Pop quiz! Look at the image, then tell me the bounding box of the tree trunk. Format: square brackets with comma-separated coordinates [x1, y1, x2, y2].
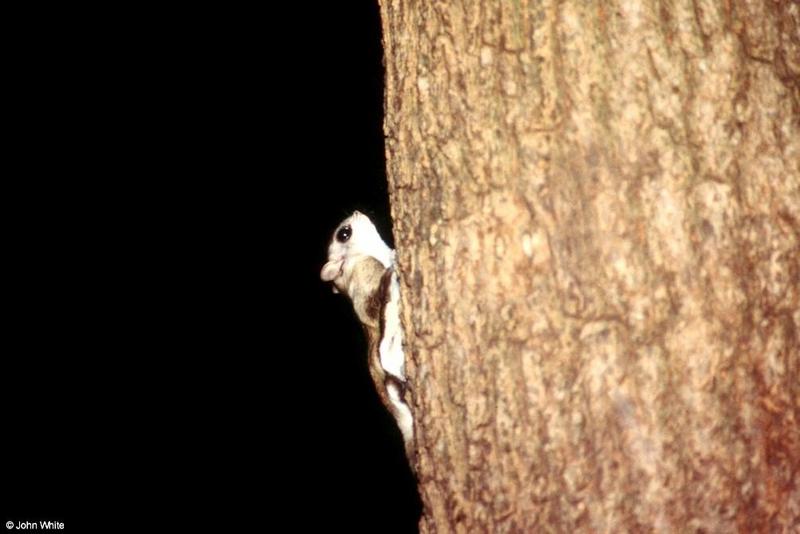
[379, 1, 799, 532]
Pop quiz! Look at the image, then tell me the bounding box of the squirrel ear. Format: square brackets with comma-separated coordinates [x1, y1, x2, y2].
[320, 259, 343, 282]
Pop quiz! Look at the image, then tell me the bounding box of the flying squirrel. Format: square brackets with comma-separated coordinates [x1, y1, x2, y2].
[320, 211, 414, 464]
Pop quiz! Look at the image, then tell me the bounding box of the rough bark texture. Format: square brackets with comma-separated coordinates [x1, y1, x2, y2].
[379, 1, 800, 532]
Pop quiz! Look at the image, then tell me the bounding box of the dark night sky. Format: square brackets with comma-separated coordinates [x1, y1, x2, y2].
[4, 3, 420, 532]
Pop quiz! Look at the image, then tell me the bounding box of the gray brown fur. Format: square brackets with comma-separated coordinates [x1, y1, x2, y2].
[333, 256, 386, 329]
[330, 256, 396, 411]
[333, 256, 414, 463]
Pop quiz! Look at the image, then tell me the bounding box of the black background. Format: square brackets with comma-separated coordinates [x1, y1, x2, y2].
[4, 3, 420, 532]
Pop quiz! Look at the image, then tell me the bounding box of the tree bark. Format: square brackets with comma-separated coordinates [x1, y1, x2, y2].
[379, 1, 800, 532]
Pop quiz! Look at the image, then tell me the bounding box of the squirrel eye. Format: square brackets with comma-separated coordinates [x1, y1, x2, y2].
[336, 225, 352, 243]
